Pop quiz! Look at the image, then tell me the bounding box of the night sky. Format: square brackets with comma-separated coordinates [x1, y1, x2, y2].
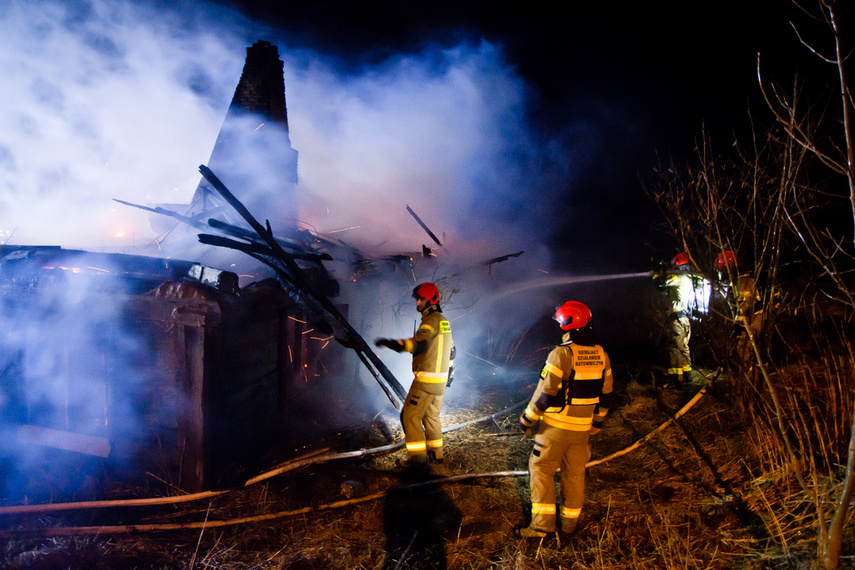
[222, 0, 802, 272]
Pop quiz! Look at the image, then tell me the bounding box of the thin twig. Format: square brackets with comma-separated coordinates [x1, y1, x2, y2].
[392, 530, 418, 570]
[189, 500, 211, 569]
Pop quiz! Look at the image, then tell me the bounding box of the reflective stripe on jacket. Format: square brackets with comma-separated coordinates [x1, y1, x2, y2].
[522, 341, 613, 432]
[665, 272, 695, 315]
[399, 307, 454, 384]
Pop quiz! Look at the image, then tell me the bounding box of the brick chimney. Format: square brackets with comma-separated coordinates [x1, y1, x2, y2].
[190, 40, 299, 223]
[231, 40, 290, 127]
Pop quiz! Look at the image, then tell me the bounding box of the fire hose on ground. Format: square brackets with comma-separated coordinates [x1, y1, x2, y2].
[0, 380, 715, 536]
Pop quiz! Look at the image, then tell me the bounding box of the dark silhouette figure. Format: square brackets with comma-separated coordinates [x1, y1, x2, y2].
[382, 465, 462, 569]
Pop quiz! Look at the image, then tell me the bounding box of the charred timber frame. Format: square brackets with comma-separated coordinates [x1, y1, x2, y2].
[126, 295, 222, 493]
[197, 165, 407, 409]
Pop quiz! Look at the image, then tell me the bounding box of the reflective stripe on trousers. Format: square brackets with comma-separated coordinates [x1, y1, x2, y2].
[669, 315, 691, 375]
[401, 384, 445, 460]
[528, 424, 590, 533]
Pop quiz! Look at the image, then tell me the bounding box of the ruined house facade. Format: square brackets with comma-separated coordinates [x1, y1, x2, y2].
[0, 41, 338, 497]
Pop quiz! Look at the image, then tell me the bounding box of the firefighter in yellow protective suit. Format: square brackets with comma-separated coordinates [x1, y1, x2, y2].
[714, 251, 763, 364]
[375, 282, 455, 466]
[516, 301, 613, 538]
[653, 252, 697, 386]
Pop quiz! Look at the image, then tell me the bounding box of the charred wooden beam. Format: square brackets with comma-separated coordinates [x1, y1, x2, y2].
[198, 237, 335, 335]
[405, 204, 442, 246]
[112, 198, 211, 232]
[198, 234, 272, 256]
[484, 250, 524, 274]
[198, 233, 328, 262]
[113, 198, 329, 262]
[197, 165, 407, 408]
[483, 251, 524, 265]
[207, 219, 332, 261]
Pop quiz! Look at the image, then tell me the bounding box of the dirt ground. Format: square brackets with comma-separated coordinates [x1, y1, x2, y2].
[0, 360, 849, 569]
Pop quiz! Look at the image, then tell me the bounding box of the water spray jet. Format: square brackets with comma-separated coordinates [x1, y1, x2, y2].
[492, 271, 651, 300]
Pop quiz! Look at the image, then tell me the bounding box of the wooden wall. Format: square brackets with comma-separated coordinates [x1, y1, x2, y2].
[2, 278, 326, 496]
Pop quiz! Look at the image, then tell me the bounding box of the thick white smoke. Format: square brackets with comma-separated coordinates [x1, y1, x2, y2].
[0, 0, 571, 351]
[0, 1, 558, 262]
[0, 0, 611, 481]
[0, 0, 245, 248]
[278, 41, 565, 392]
[286, 41, 546, 249]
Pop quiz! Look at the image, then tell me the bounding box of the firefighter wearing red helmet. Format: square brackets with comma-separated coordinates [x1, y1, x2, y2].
[652, 252, 698, 386]
[713, 251, 763, 363]
[375, 282, 455, 467]
[671, 252, 691, 267]
[714, 250, 737, 275]
[516, 301, 614, 538]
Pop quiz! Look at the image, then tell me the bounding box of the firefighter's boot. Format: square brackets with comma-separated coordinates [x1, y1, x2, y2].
[514, 526, 549, 539]
[560, 517, 579, 535]
[396, 456, 428, 470]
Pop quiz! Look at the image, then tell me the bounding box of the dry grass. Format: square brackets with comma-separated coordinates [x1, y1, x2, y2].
[1, 354, 854, 569]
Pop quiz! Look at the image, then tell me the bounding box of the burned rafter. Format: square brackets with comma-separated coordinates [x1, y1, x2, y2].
[199, 233, 338, 337]
[197, 165, 407, 409]
[198, 234, 285, 258]
[112, 198, 221, 231]
[405, 204, 442, 247]
[484, 250, 524, 275]
[484, 251, 524, 266]
[205, 220, 331, 263]
[113, 198, 328, 263]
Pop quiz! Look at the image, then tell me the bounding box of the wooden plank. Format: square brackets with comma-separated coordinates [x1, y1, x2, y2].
[16, 424, 111, 458]
[179, 323, 206, 493]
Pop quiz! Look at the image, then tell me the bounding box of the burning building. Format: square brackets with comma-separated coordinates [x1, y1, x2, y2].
[0, 41, 365, 497]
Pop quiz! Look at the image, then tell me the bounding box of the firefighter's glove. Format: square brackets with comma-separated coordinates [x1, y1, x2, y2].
[519, 413, 536, 436]
[650, 263, 667, 286]
[446, 365, 455, 388]
[375, 338, 403, 352]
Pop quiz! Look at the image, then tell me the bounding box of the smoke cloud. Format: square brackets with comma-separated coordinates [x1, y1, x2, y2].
[0, 1, 563, 259]
[287, 42, 546, 246]
[0, 0, 246, 248]
[0, 0, 645, 492]
[0, 0, 578, 346]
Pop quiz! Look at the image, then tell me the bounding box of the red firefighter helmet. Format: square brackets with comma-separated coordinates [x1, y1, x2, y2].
[714, 250, 736, 272]
[412, 282, 440, 305]
[671, 252, 690, 268]
[554, 301, 592, 331]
